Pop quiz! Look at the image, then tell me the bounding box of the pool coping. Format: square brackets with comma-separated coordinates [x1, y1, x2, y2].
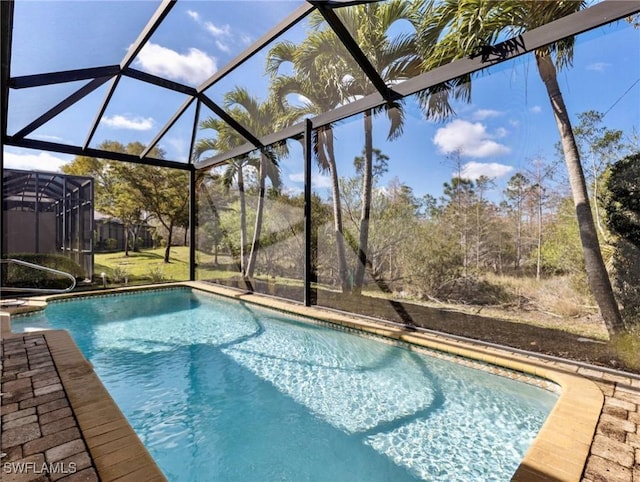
[2, 281, 606, 482]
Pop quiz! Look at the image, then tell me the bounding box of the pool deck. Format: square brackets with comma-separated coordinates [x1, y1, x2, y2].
[1, 330, 166, 482]
[1, 281, 639, 482]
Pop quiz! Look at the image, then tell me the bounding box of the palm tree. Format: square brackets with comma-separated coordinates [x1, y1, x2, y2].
[267, 40, 351, 291]
[417, 0, 624, 335]
[195, 88, 283, 279]
[195, 170, 225, 266]
[196, 120, 254, 275]
[296, 1, 423, 294]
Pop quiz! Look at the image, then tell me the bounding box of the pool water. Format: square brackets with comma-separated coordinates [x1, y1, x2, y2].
[15, 288, 557, 481]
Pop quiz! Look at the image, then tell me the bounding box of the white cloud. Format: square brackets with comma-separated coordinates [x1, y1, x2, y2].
[205, 21, 231, 37]
[215, 40, 231, 53]
[289, 172, 332, 189]
[472, 109, 503, 120]
[186, 10, 200, 22]
[189, 11, 248, 51]
[311, 174, 332, 189]
[458, 161, 513, 181]
[495, 127, 508, 138]
[134, 42, 217, 84]
[433, 119, 511, 158]
[313, 175, 332, 189]
[101, 114, 154, 131]
[283, 185, 303, 196]
[587, 62, 610, 72]
[4, 150, 70, 172]
[289, 173, 304, 183]
[530, 105, 542, 114]
[509, 119, 520, 128]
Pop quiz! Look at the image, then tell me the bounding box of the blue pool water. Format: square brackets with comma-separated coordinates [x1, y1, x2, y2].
[15, 288, 557, 481]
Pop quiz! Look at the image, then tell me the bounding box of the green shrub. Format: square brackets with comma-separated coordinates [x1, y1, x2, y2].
[602, 153, 640, 331]
[3, 253, 83, 290]
[111, 265, 129, 284]
[147, 265, 165, 282]
[612, 328, 640, 371]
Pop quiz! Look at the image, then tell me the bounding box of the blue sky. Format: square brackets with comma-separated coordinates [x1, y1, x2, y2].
[4, 1, 640, 203]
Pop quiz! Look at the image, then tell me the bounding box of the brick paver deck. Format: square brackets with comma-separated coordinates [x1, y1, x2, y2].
[1, 333, 97, 482]
[581, 373, 640, 482]
[2, 282, 640, 481]
[1, 331, 165, 482]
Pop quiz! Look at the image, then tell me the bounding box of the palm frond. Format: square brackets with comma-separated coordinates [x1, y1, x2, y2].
[313, 126, 331, 173]
[224, 87, 261, 119]
[266, 40, 298, 77]
[193, 137, 219, 160]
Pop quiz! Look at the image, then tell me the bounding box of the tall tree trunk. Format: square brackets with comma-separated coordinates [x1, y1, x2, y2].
[124, 225, 130, 257]
[462, 208, 468, 277]
[498, 230, 503, 275]
[475, 200, 481, 270]
[238, 165, 248, 276]
[164, 222, 173, 263]
[131, 225, 140, 253]
[515, 203, 522, 274]
[246, 153, 267, 279]
[536, 53, 624, 336]
[536, 183, 543, 281]
[324, 127, 349, 292]
[353, 109, 374, 294]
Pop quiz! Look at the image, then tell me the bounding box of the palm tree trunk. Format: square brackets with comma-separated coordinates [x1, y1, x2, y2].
[238, 165, 248, 276]
[536, 53, 624, 336]
[591, 154, 606, 237]
[324, 127, 349, 292]
[200, 184, 221, 266]
[354, 109, 374, 294]
[246, 153, 267, 279]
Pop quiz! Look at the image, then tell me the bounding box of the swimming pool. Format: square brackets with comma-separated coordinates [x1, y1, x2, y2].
[14, 288, 558, 481]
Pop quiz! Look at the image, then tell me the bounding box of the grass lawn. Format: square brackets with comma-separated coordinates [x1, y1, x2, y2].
[94, 247, 292, 285]
[95, 247, 223, 283]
